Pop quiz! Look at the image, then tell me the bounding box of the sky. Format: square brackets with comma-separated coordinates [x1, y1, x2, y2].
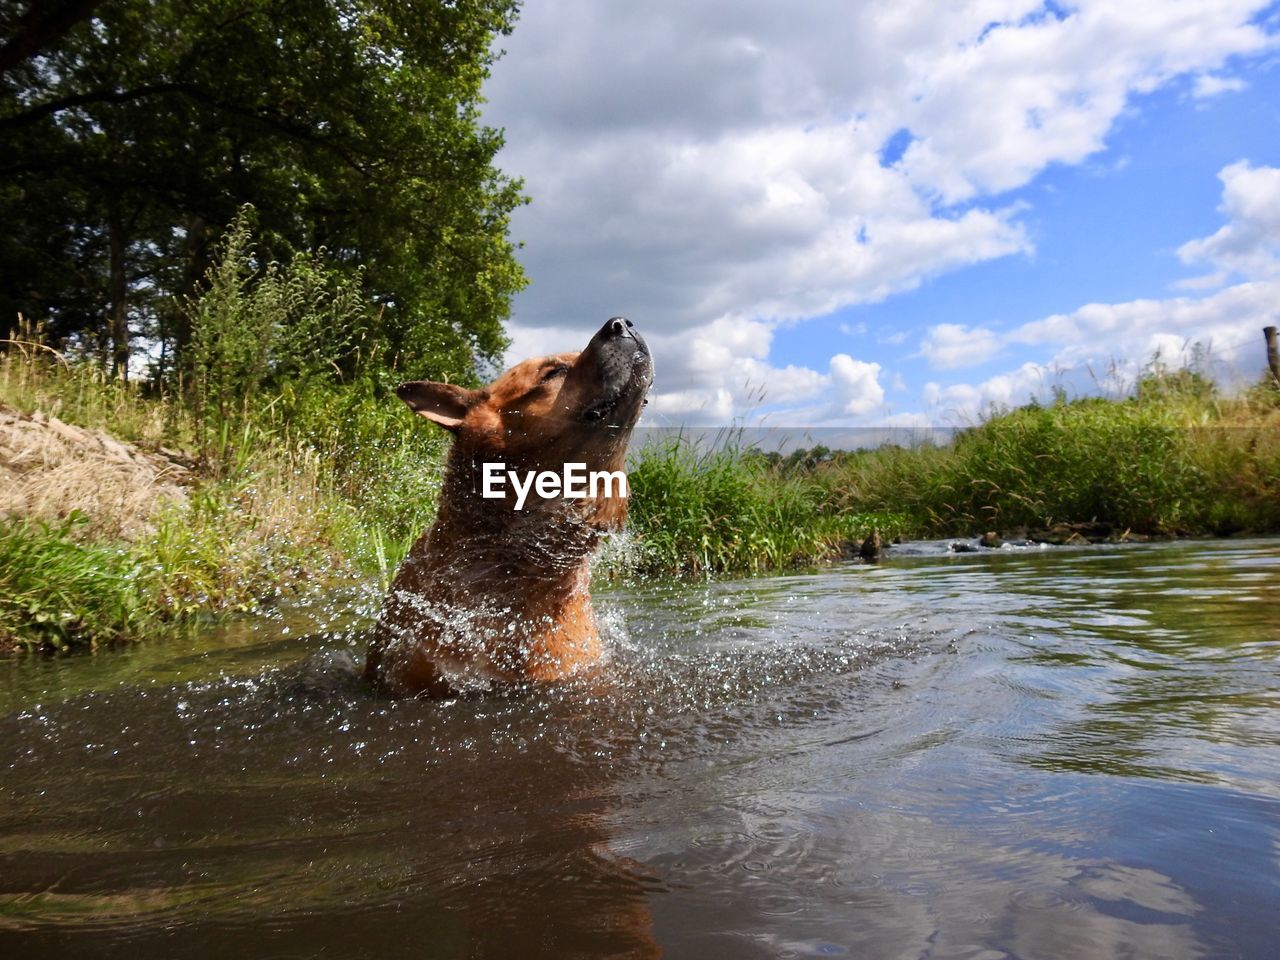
[479, 0, 1280, 433]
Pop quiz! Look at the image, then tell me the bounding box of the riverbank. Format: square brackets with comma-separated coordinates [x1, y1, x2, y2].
[2, 346, 1278, 651]
[622, 369, 1280, 574]
[0, 343, 445, 652]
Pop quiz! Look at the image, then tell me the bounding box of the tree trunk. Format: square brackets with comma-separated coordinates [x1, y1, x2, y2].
[1265, 326, 1279, 387]
[108, 209, 130, 380]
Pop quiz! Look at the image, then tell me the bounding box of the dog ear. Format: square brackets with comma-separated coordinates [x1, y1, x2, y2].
[396, 381, 483, 431]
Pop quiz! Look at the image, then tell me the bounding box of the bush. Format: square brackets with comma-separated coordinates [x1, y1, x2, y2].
[1, 214, 447, 650]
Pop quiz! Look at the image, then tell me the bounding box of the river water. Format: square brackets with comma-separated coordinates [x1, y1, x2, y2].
[1, 538, 1278, 958]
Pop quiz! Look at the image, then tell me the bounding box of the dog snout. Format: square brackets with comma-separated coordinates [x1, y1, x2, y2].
[583, 315, 652, 378]
[592, 316, 649, 360]
[603, 316, 636, 340]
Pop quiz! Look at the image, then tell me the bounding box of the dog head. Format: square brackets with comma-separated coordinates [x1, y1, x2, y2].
[396, 317, 654, 473]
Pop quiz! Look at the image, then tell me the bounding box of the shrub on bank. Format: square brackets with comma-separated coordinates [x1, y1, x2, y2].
[0, 515, 149, 650]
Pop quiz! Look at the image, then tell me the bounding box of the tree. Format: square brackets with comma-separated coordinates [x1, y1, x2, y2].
[0, 0, 526, 382]
[0, 0, 106, 74]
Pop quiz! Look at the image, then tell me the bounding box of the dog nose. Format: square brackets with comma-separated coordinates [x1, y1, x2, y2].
[604, 316, 634, 338]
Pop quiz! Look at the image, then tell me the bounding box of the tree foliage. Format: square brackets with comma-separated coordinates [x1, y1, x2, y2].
[0, 0, 526, 382]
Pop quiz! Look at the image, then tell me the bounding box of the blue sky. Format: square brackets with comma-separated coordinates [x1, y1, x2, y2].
[481, 1, 1280, 429]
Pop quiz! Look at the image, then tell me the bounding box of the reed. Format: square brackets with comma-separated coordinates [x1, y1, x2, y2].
[0, 326, 184, 446]
[618, 368, 1279, 576]
[0, 515, 150, 650]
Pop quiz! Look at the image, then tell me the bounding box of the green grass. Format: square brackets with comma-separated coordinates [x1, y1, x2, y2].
[1, 345, 445, 652]
[0, 336, 188, 448]
[830, 380, 1280, 538]
[622, 433, 907, 575]
[0, 515, 150, 651]
[0, 219, 452, 651]
[619, 371, 1280, 577]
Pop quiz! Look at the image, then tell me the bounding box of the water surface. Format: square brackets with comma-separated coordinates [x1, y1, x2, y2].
[2, 538, 1278, 958]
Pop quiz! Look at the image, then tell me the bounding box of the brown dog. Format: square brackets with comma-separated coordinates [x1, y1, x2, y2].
[365, 317, 654, 697]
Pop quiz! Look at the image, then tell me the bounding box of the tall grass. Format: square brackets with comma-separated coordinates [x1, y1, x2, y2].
[623, 433, 907, 575]
[6, 331, 1278, 650]
[0, 328, 184, 447]
[0, 356, 435, 650]
[174, 211, 449, 571]
[834, 377, 1280, 538]
[0, 515, 149, 650]
[619, 368, 1280, 576]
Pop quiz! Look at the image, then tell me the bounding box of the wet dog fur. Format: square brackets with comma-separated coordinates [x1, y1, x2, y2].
[365, 318, 653, 697]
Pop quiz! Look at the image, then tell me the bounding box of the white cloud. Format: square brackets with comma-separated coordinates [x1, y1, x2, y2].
[683, 316, 771, 373]
[1193, 73, 1248, 98]
[1000, 163, 1280, 372]
[922, 361, 1057, 423]
[905, 159, 1280, 423]
[648, 386, 736, 423]
[501, 322, 582, 367]
[912, 276, 1280, 425]
[496, 118, 1029, 339]
[1010, 155, 1280, 361]
[830, 354, 886, 416]
[919, 323, 1003, 369]
[896, 1, 1272, 202]
[745, 360, 831, 406]
[488, 2, 1279, 423]
[637, 317, 834, 423]
[1172, 271, 1229, 291]
[1177, 161, 1280, 280]
[1011, 280, 1280, 358]
[749, 352, 888, 427]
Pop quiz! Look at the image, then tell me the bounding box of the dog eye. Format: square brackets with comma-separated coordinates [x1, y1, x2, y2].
[541, 364, 570, 383]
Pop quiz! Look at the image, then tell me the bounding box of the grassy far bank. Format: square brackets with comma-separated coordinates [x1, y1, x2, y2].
[805, 367, 1280, 541]
[1, 215, 451, 652]
[621, 368, 1280, 575]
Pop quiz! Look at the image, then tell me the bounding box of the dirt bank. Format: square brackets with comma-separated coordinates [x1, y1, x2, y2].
[0, 402, 194, 541]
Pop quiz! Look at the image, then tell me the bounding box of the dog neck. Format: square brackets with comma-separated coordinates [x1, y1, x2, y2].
[426, 443, 628, 574]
